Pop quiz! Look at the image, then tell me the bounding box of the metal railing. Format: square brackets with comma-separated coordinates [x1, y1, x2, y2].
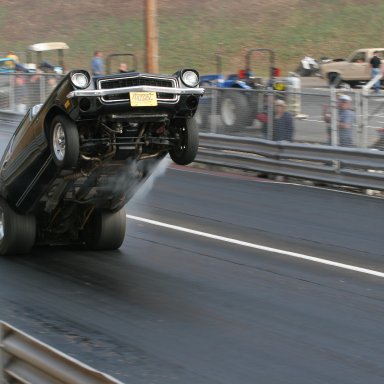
[0, 321, 124, 384]
[196, 133, 384, 191]
[0, 72, 63, 113]
[1, 82, 384, 192]
[195, 85, 384, 151]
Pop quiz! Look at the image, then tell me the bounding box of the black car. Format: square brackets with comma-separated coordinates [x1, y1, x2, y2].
[0, 68, 204, 255]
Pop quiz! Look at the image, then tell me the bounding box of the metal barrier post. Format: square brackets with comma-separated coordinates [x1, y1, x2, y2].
[40, 74, 46, 103]
[211, 88, 218, 134]
[266, 87, 274, 140]
[0, 321, 5, 383]
[357, 91, 367, 148]
[330, 87, 338, 146]
[286, 72, 307, 119]
[9, 74, 15, 112]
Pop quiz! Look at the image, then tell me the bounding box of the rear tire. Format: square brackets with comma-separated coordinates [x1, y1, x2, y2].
[83, 208, 126, 251]
[50, 115, 80, 169]
[169, 119, 199, 165]
[220, 91, 250, 133]
[0, 198, 36, 255]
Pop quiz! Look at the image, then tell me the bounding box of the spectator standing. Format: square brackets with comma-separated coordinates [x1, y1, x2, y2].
[273, 99, 294, 141]
[369, 51, 381, 93]
[6, 51, 19, 63]
[91, 51, 104, 76]
[337, 94, 355, 147]
[5, 51, 19, 70]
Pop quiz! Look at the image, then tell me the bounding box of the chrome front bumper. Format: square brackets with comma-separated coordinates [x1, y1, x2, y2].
[67, 85, 205, 99]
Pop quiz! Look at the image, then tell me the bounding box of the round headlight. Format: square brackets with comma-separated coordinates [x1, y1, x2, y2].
[71, 72, 90, 89]
[181, 70, 199, 87]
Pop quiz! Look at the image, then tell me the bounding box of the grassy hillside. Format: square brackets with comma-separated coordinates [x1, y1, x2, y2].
[1, 0, 384, 76]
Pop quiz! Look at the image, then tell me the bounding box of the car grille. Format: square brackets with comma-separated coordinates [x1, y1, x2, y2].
[98, 75, 178, 103]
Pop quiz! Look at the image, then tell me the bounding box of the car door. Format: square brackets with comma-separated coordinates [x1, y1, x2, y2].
[0, 107, 48, 209]
[347, 51, 369, 81]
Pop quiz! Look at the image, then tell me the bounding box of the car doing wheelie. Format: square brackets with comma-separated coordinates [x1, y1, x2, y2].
[0, 68, 204, 255]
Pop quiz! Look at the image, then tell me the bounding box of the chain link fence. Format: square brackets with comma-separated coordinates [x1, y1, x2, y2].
[0, 72, 63, 114]
[1, 72, 384, 151]
[195, 86, 384, 150]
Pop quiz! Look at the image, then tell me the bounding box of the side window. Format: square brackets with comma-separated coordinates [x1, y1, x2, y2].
[351, 52, 365, 63]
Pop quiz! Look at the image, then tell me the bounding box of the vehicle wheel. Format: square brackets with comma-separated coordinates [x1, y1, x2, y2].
[50, 114, 80, 169]
[83, 208, 126, 251]
[295, 65, 304, 76]
[0, 198, 36, 256]
[344, 81, 356, 88]
[169, 118, 199, 165]
[220, 91, 250, 133]
[328, 73, 342, 88]
[298, 66, 310, 77]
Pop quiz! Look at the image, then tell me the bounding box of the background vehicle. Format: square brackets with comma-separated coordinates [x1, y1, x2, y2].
[26, 42, 69, 74]
[0, 68, 204, 255]
[195, 48, 287, 131]
[0, 58, 35, 73]
[319, 48, 384, 87]
[105, 53, 138, 74]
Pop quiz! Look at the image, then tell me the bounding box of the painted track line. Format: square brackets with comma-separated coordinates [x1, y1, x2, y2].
[127, 214, 384, 279]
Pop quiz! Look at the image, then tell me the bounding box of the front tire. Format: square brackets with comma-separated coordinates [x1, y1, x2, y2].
[83, 208, 126, 251]
[50, 115, 80, 169]
[169, 118, 199, 165]
[0, 198, 36, 256]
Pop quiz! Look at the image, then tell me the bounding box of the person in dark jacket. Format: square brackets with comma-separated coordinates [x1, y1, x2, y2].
[273, 99, 294, 141]
[370, 51, 382, 94]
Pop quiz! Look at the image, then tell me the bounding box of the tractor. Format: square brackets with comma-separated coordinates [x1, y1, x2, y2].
[195, 48, 287, 132]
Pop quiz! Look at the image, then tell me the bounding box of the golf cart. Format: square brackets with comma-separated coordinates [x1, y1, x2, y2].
[26, 42, 69, 74]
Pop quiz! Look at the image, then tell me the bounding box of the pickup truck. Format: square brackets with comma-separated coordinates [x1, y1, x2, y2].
[319, 48, 384, 87]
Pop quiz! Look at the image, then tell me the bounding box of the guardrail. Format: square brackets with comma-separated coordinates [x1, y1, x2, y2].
[0, 321, 124, 384]
[0, 111, 23, 124]
[1, 112, 384, 191]
[196, 133, 384, 191]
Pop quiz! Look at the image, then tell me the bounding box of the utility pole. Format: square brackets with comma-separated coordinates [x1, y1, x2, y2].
[145, 0, 159, 73]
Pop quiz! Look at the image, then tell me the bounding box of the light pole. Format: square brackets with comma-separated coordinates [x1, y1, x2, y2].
[145, 0, 159, 73]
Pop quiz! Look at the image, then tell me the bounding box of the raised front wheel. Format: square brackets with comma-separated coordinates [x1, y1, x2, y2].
[169, 118, 199, 165]
[50, 115, 80, 169]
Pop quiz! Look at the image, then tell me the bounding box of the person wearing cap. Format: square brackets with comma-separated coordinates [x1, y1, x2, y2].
[273, 99, 294, 141]
[337, 94, 355, 147]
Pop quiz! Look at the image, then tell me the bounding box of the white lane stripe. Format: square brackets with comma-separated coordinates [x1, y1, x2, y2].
[127, 214, 384, 279]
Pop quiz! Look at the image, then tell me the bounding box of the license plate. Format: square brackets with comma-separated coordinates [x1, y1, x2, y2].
[130, 91, 158, 107]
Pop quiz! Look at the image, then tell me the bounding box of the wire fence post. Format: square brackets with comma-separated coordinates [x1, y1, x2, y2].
[330, 87, 338, 146]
